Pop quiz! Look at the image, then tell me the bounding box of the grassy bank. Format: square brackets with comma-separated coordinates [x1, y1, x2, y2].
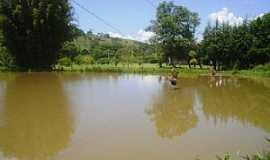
[54, 64, 209, 77]
[53, 63, 270, 78]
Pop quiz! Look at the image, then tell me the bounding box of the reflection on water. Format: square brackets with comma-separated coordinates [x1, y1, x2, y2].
[147, 76, 270, 139]
[200, 76, 270, 132]
[146, 83, 198, 139]
[0, 73, 74, 160]
[0, 73, 269, 160]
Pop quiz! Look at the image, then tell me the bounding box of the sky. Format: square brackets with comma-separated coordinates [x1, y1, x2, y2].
[71, 0, 270, 42]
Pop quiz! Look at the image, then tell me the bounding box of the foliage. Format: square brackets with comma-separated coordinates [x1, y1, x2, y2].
[214, 139, 270, 160]
[188, 50, 197, 58]
[70, 25, 85, 38]
[74, 55, 94, 65]
[190, 58, 198, 66]
[253, 64, 270, 72]
[0, 0, 73, 69]
[147, 1, 200, 64]
[216, 152, 270, 160]
[0, 46, 14, 67]
[72, 33, 155, 64]
[60, 42, 80, 58]
[57, 57, 72, 66]
[96, 58, 110, 64]
[200, 13, 270, 70]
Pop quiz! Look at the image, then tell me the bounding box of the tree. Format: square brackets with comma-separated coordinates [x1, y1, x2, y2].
[70, 25, 85, 38]
[147, 1, 200, 66]
[200, 13, 270, 70]
[60, 42, 80, 59]
[249, 13, 270, 67]
[0, 0, 74, 70]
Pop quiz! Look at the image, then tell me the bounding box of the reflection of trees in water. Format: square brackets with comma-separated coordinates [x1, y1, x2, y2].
[146, 81, 198, 139]
[0, 73, 74, 160]
[147, 76, 270, 138]
[199, 76, 270, 132]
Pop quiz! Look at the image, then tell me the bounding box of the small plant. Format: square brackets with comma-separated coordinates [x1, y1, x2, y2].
[57, 57, 72, 66]
[0, 46, 14, 68]
[253, 64, 270, 72]
[214, 139, 270, 160]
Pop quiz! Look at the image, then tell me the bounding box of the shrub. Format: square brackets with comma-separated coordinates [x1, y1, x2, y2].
[74, 55, 95, 65]
[0, 46, 14, 68]
[57, 57, 72, 66]
[96, 58, 110, 64]
[253, 64, 270, 72]
[190, 58, 198, 66]
[60, 42, 80, 58]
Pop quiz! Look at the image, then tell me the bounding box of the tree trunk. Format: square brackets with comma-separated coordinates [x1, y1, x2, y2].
[213, 61, 217, 71]
[199, 63, 203, 69]
[159, 61, 162, 68]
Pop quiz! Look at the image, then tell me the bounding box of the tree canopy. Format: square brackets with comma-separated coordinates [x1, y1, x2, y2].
[147, 1, 200, 65]
[200, 13, 270, 70]
[0, 0, 74, 69]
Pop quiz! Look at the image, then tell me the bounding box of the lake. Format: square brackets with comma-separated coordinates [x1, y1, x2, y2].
[0, 73, 269, 160]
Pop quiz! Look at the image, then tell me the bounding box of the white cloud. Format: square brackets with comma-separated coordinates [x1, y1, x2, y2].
[133, 30, 155, 42]
[209, 8, 244, 26]
[255, 13, 265, 19]
[108, 29, 155, 43]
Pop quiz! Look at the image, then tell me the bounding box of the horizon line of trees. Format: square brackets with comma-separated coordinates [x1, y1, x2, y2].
[199, 14, 270, 70]
[0, 0, 269, 70]
[147, 1, 270, 70]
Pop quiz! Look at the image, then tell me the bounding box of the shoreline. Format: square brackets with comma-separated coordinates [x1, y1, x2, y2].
[1, 64, 269, 79]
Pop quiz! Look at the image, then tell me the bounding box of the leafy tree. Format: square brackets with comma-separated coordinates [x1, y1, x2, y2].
[60, 42, 80, 59]
[249, 13, 270, 67]
[70, 25, 85, 38]
[147, 1, 200, 66]
[0, 0, 73, 69]
[200, 13, 270, 70]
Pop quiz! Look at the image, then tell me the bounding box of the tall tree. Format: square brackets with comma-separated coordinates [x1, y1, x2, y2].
[200, 13, 270, 70]
[0, 0, 73, 69]
[147, 1, 200, 65]
[148, 2, 199, 65]
[249, 13, 270, 67]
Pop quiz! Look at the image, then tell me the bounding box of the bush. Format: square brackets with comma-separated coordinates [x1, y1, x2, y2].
[60, 42, 80, 58]
[96, 58, 110, 64]
[190, 58, 198, 65]
[0, 46, 14, 68]
[253, 64, 270, 72]
[74, 55, 95, 65]
[57, 57, 72, 66]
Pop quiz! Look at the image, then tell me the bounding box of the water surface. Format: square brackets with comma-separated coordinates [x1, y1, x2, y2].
[0, 73, 269, 160]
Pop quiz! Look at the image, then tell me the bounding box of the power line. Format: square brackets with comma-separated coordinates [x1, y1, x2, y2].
[71, 0, 123, 34]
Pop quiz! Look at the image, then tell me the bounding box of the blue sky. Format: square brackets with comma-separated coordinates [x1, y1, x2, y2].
[71, 0, 270, 41]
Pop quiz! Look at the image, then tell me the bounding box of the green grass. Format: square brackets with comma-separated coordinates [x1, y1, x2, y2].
[54, 63, 270, 78]
[54, 63, 209, 77]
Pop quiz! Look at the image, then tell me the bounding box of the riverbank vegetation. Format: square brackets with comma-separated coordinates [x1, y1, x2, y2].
[0, 1, 269, 77]
[216, 139, 270, 160]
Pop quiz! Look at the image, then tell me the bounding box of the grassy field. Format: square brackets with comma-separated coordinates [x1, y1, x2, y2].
[53, 63, 270, 78]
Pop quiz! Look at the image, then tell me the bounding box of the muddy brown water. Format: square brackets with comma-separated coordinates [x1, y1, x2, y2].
[0, 73, 269, 160]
